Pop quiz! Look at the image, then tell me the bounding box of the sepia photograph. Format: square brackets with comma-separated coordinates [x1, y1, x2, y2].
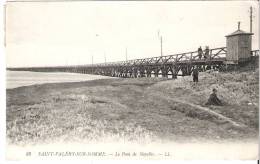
[3, 0, 259, 161]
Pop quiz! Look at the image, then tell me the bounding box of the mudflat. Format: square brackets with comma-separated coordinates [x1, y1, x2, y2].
[6, 71, 259, 145]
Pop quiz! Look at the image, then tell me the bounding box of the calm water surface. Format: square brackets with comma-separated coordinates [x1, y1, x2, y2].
[6, 71, 113, 89]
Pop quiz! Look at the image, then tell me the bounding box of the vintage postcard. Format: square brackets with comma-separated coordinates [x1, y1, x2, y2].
[3, 0, 259, 161]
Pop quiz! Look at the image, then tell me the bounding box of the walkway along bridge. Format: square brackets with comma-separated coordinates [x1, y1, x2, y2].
[8, 47, 259, 78]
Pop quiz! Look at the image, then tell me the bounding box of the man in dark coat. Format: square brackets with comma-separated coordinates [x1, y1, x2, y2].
[192, 67, 199, 82]
[206, 88, 223, 106]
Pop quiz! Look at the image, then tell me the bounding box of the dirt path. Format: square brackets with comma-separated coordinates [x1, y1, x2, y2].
[168, 98, 246, 128]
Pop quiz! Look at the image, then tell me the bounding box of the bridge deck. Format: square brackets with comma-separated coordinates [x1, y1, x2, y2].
[8, 48, 259, 78]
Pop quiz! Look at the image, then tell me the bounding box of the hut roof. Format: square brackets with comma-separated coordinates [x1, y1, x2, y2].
[226, 29, 253, 37]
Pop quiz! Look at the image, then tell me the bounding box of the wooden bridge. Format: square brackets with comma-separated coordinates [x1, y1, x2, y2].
[8, 47, 259, 78]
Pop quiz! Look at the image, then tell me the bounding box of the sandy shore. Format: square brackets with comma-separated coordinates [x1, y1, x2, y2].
[6, 70, 259, 146]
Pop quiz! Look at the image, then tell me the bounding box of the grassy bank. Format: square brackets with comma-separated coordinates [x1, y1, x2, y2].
[6, 70, 259, 145]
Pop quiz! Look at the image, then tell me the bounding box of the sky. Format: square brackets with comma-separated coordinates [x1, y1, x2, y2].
[5, 1, 259, 67]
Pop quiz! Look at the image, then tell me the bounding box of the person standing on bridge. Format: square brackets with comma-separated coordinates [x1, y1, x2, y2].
[204, 46, 209, 59]
[192, 67, 199, 82]
[198, 46, 203, 59]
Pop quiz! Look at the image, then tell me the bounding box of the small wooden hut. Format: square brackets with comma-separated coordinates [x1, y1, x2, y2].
[225, 22, 253, 64]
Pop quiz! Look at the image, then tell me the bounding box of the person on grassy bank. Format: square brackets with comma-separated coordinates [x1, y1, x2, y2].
[206, 88, 223, 106]
[192, 67, 199, 82]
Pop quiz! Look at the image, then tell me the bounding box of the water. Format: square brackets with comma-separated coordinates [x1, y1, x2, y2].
[6, 71, 113, 89]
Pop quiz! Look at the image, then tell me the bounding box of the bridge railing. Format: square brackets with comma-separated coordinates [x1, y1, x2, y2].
[93, 47, 227, 67]
[10, 48, 258, 71]
[75, 48, 257, 68]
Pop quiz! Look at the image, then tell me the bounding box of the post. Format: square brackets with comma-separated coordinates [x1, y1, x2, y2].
[250, 6, 253, 33]
[125, 47, 128, 61]
[160, 36, 163, 56]
[4, 5, 6, 47]
[157, 29, 163, 56]
[92, 55, 93, 74]
[104, 52, 106, 64]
